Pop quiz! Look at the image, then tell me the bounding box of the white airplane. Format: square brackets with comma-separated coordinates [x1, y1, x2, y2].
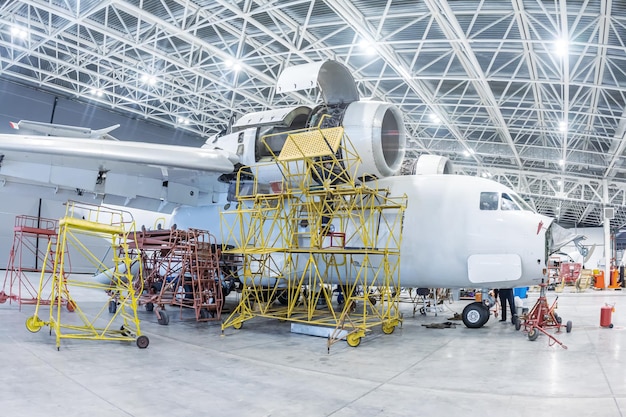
[0, 60, 577, 328]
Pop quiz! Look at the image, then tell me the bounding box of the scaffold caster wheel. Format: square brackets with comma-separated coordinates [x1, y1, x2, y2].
[136, 335, 149, 349]
[0, 291, 8, 303]
[145, 302, 154, 312]
[26, 315, 44, 333]
[566, 320, 573, 332]
[515, 318, 522, 331]
[233, 321, 243, 330]
[346, 333, 361, 347]
[108, 300, 117, 314]
[157, 311, 169, 326]
[66, 300, 76, 312]
[382, 323, 395, 334]
[200, 309, 210, 319]
[120, 325, 130, 337]
[528, 328, 539, 341]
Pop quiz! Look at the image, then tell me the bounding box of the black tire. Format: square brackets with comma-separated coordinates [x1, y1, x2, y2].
[528, 328, 539, 341]
[566, 320, 573, 333]
[200, 309, 210, 319]
[554, 313, 562, 324]
[515, 317, 522, 331]
[136, 335, 149, 349]
[108, 300, 117, 314]
[157, 311, 169, 326]
[462, 302, 490, 328]
[145, 303, 154, 312]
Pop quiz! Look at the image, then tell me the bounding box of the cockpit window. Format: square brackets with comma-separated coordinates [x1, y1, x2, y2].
[480, 192, 499, 210]
[501, 193, 521, 211]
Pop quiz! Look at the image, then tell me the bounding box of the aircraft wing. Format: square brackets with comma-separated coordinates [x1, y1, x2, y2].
[0, 134, 236, 211]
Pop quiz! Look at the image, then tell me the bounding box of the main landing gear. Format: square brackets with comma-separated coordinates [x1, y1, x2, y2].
[462, 301, 490, 328]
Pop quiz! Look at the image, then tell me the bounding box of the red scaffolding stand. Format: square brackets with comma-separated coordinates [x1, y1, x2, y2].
[0, 215, 70, 308]
[516, 280, 572, 349]
[128, 227, 225, 325]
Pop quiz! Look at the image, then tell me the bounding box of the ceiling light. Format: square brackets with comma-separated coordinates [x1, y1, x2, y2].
[429, 113, 441, 124]
[140, 74, 157, 86]
[90, 88, 103, 97]
[559, 121, 567, 132]
[11, 26, 28, 39]
[232, 63, 241, 72]
[359, 40, 377, 55]
[555, 38, 568, 56]
[558, 159, 565, 167]
[177, 117, 190, 125]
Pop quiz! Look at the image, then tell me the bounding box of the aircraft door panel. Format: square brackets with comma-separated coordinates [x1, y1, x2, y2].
[467, 254, 522, 283]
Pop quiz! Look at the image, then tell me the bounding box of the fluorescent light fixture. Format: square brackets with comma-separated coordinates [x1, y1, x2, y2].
[11, 26, 27, 39]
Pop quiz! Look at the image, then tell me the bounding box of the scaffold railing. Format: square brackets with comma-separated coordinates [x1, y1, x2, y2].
[221, 122, 407, 348]
[25, 201, 149, 350]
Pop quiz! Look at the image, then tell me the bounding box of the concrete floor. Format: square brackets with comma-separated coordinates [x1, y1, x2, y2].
[0, 287, 625, 417]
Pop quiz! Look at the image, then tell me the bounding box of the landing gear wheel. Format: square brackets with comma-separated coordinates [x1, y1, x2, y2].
[0, 291, 8, 303]
[157, 311, 169, 326]
[66, 300, 76, 312]
[382, 324, 395, 334]
[232, 321, 243, 330]
[136, 335, 149, 349]
[462, 302, 490, 328]
[515, 318, 522, 331]
[145, 303, 154, 312]
[528, 328, 539, 341]
[346, 333, 362, 347]
[108, 300, 117, 314]
[26, 315, 44, 333]
[566, 320, 573, 333]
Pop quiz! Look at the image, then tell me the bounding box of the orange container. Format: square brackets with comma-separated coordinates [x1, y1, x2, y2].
[594, 271, 605, 289]
[600, 305, 614, 328]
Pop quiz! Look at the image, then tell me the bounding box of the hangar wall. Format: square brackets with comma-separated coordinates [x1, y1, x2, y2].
[0, 78, 199, 272]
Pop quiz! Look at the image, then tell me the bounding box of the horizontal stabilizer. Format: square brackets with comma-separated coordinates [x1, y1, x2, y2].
[10, 120, 120, 140]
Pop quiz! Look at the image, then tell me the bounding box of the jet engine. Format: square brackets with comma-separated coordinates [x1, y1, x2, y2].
[210, 60, 406, 185]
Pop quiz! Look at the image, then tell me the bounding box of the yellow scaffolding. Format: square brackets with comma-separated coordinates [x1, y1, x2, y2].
[221, 123, 406, 348]
[25, 201, 148, 350]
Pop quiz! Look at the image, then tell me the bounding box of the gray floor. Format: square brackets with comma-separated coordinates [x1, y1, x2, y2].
[1, 286, 625, 417]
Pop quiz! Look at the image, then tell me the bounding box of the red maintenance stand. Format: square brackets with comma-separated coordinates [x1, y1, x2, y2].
[516, 280, 572, 349]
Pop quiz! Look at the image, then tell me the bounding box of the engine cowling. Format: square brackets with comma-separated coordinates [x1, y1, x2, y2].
[342, 100, 406, 179]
